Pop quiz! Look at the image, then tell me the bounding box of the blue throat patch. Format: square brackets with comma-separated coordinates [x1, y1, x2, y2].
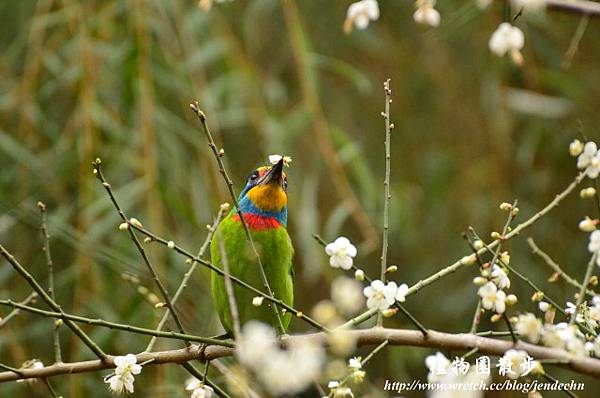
[237, 194, 287, 227]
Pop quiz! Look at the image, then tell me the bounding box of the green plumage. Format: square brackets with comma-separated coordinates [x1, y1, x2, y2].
[210, 212, 294, 334]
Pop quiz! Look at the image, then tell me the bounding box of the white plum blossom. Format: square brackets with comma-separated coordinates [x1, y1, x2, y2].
[348, 357, 362, 370]
[186, 378, 214, 398]
[425, 352, 450, 383]
[577, 142, 600, 178]
[514, 313, 542, 343]
[331, 277, 365, 315]
[511, 0, 546, 12]
[268, 154, 292, 167]
[105, 354, 142, 395]
[261, 337, 325, 396]
[325, 237, 357, 270]
[491, 265, 511, 289]
[541, 323, 588, 356]
[395, 283, 409, 302]
[489, 23, 525, 65]
[413, 0, 441, 27]
[236, 321, 278, 367]
[236, 321, 325, 396]
[363, 280, 398, 311]
[344, 0, 380, 33]
[478, 282, 506, 314]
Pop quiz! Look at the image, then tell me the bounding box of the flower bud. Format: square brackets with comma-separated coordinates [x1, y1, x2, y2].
[460, 254, 477, 265]
[154, 302, 165, 308]
[490, 314, 502, 322]
[473, 277, 487, 286]
[500, 251, 510, 265]
[129, 218, 143, 229]
[55, 319, 63, 327]
[354, 269, 365, 281]
[589, 275, 598, 286]
[167, 241, 175, 249]
[473, 240, 484, 250]
[118, 222, 129, 230]
[499, 202, 512, 211]
[144, 237, 152, 243]
[505, 294, 518, 305]
[350, 370, 366, 383]
[538, 301, 549, 312]
[220, 202, 230, 212]
[579, 217, 598, 232]
[548, 272, 560, 282]
[570, 139, 584, 156]
[531, 291, 544, 302]
[382, 308, 399, 318]
[490, 231, 501, 240]
[511, 207, 520, 216]
[580, 187, 597, 199]
[385, 265, 398, 273]
[185, 258, 193, 265]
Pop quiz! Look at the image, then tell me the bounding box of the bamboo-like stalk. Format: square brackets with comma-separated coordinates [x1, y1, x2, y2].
[38, 201, 62, 364]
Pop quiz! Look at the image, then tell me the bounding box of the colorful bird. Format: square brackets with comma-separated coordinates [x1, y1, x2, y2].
[210, 158, 294, 334]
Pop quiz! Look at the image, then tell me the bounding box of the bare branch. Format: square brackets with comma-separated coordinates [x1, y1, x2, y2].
[2, 327, 600, 382]
[0, 244, 107, 361]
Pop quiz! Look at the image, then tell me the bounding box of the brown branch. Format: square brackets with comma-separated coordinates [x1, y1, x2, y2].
[545, 0, 600, 16]
[2, 327, 600, 382]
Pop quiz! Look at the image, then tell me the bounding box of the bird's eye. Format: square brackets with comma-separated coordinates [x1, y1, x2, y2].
[248, 170, 259, 183]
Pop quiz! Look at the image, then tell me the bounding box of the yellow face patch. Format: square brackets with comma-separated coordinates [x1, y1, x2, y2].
[246, 184, 287, 212]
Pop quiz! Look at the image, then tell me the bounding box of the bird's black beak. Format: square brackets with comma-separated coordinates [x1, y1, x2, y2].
[259, 158, 284, 187]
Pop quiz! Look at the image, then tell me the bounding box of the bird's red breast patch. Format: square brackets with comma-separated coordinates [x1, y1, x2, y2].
[232, 213, 281, 230]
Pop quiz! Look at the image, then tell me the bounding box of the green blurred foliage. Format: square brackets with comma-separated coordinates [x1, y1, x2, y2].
[0, 0, 600, 396]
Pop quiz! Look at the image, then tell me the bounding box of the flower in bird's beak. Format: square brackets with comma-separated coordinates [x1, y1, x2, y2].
[268, 154, 292, 167]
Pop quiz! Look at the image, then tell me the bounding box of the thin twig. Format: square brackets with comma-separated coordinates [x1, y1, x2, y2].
[0, 244, 107, 360]
[527, 237, 596, 297]
[189, 103, 285, 334]
[570, 252, 597, 325]
[181, 362, 232, 398]
[503, 313, 518, 344]
[405, 172, 585, 297]
[43, 378, 58, 398]
[0, 292, 37, 328]
[0, 299, 234, 347]
[361, 339, 389, 366]
[93, 161, 189, 345]
[145, 205, 227, 352]
[130, 224, 327, 331]
[38, 201, 62, 363]
[378, 78, 393, 327]
[0, 363, 22, 376]
[471, 230, 597, 336]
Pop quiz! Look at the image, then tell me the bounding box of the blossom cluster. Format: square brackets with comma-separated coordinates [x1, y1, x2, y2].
[236, 321, 325, 396]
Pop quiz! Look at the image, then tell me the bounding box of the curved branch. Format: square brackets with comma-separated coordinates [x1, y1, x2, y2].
[2, 327, 600, 382]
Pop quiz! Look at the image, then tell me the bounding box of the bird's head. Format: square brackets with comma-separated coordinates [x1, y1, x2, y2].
[237, 158, 288, 226]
